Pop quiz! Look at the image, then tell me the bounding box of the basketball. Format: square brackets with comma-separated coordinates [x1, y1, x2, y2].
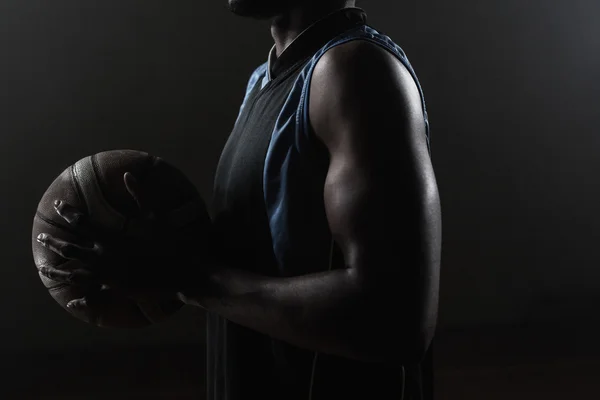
[31, 149, 212, 328]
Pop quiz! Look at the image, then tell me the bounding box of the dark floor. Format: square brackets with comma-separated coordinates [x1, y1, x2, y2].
[5, 325, 600, 399]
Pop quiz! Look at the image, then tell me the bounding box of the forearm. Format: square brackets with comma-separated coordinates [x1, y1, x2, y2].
[178, 266, 393, 362]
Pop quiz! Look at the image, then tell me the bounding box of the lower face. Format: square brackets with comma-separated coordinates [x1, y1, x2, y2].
[227, 0, 301, 19]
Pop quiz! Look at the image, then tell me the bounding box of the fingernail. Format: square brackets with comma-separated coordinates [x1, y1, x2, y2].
[54, 200, 61, 208]
[36, 233, 46, 242]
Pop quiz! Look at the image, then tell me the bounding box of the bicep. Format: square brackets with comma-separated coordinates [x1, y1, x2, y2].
[322, 113, 440, 290]
[311, 41, 441, 293]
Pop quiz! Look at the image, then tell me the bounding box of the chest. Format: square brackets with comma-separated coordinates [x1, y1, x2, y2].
[210, 70, 305, 272]
[214, 78, 300, 210]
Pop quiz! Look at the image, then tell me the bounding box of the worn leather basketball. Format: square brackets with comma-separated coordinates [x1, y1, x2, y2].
[31, 149, 211, 328]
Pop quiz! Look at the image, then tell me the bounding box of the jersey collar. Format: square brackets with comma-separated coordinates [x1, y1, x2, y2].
[266, 7, 367, 81]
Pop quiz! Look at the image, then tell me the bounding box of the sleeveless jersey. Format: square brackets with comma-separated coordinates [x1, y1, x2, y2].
[208, 7, 433, 400]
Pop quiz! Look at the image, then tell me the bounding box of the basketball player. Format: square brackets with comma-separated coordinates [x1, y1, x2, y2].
[36, 1, 441, 399]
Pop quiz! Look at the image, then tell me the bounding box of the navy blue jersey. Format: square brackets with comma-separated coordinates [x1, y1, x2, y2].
[208, 8, 432, 400]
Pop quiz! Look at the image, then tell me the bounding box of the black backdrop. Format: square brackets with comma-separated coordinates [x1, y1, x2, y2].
[2, 0, 599, 366]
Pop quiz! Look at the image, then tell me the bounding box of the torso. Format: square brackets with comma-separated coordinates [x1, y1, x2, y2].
[208, 7, 432, 400]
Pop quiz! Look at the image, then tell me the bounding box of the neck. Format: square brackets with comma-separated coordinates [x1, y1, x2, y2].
[270, 1, 354, 57]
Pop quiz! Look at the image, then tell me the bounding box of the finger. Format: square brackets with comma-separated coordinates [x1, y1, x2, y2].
[124, 172, 155, 220]
[66, 297, 89, 311]
[67, 297, 87, 310]
[36, 233, 101, 265]
[38, 266, 95, 285]
[66, 297, 92, 323]
[53, 200, 96, 238]
[66, 296, 100, 326]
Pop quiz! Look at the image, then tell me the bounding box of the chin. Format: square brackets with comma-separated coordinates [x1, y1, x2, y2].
[228, 0, 294, 20]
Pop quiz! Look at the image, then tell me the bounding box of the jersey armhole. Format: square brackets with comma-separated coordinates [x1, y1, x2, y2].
[299, 36, 430, 155]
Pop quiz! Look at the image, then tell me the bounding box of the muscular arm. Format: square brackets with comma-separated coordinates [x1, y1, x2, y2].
[180, 41, 441, 364]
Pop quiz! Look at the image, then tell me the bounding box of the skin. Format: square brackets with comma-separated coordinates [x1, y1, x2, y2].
[37, 0, 442, 365]
[230, 0, 357, 56]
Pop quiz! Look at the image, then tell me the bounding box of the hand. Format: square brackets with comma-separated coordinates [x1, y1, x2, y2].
[36, 172, 203, 312]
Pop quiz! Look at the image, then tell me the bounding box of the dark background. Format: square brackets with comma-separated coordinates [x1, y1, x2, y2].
[2, 0, 599, 398]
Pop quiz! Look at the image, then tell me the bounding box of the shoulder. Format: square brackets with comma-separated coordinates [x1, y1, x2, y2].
[309, 39, 425, 148]
[315, 39, 401, 74]
[310, 39, 419, 96]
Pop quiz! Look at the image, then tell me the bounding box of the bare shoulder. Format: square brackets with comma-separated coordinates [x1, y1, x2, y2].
[310, 39, 422, 100]
[309, 39, 426, 152]
[314, 39, 408, 75]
